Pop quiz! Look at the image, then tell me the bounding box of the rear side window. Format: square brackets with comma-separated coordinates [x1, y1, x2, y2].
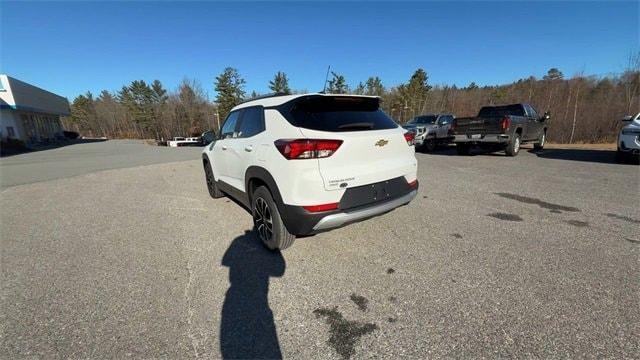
[237, 106, 265, 138]
[438, 115, 453, 125]
[479, 105, 525, 117]
[411, 115, 437, 124]
[281, 96, 398, 132]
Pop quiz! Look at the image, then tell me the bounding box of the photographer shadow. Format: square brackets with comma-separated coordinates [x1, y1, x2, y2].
[220, 230, 286, 359]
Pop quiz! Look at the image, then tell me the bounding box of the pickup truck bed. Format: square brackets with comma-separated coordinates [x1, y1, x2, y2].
[452, 103, 548, 156]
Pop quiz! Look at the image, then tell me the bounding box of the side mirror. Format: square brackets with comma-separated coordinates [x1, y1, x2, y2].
[621, 115, 633, 122]
[542, 111, 550, 121]
[201, 130, 216, 145]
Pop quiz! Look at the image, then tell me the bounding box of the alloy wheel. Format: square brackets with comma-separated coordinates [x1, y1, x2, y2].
[205, 166, 214, 190]
[254, 197, 273, 243]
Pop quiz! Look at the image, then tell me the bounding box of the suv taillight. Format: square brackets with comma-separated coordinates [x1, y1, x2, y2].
[500, 116, 511, 131]
[274, 139, 343, 160]
[404, 131, 415, 146]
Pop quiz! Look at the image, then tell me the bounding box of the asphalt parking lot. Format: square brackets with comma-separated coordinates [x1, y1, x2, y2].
[1, 140, 638, 358]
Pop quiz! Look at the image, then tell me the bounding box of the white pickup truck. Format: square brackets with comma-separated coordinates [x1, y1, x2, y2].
[617, 112, 640, 162]
[167, 137, 200, 147]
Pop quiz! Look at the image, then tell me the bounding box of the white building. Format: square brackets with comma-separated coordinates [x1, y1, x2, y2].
[0, 75, 70, 145]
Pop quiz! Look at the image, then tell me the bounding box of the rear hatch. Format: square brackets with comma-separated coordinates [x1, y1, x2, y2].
[283, 95, 415, 191]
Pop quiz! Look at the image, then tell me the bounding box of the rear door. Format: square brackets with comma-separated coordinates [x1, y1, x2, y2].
[527, 105, 543, 140]
[436, 115, 453, 138]
[523, 104, 538, 140]
[226, 106, 265, 191]
[288, 96, 415, 191]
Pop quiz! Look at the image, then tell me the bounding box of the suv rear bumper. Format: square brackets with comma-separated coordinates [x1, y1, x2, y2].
[454, 134, 509, 144]
[312, 190, 417, 231]
[279, 179, 418, 235]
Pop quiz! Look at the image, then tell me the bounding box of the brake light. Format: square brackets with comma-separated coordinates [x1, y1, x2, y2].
[274, 139, 343, 159]
[303, 202, 339, 212]
[500, 116, 511, 130]
[404, 131, 415, 146]
[408, 179, 418, 189]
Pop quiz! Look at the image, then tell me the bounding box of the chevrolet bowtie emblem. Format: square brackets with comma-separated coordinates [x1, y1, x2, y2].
[375, 139, 389, 147]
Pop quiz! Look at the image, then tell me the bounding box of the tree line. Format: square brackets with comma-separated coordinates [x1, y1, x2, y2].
[66, 57, 639, 143]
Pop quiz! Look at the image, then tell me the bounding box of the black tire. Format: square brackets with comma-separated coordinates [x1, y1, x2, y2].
[424, 139, 436, 152]
[204, 161, 224, 198]
[533, 131, 546, 151]
[616, 150, 638, 164]
[456, 143, 471, 155]
[252, 186, 295, 250]
[505, 133, 521, 157]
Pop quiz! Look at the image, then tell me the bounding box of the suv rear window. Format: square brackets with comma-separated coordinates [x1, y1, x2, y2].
[478, 105, 525, 117]
[281, 96, 398, 132]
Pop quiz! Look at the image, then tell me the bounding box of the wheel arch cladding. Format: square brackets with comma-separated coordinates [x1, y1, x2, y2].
[515, 127, 523, 136]
[245, 166, 284, 206]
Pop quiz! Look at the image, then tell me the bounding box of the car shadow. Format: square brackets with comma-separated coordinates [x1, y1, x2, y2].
[415, 144, 458, 156]
[528, 148, 639, 165]
[220, 230, 286, 360]
[0, 138, 108, 157]
[419, 144, 506, 157]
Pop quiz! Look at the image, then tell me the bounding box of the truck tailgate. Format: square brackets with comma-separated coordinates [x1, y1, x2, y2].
[454, 117, 503, 135]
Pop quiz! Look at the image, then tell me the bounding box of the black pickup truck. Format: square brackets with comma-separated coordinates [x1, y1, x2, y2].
[452, 103, 549, 156]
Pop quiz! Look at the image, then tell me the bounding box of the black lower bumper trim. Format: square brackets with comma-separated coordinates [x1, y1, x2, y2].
[279, 178, 417, 236]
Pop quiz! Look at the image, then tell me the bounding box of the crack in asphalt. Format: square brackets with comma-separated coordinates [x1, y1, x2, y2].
[565, 220, 589, 227]
[605, 213, 640, 224]
[495, 192, 580, 212]
[184, 259, 201, 359]
[487, 212, 523, 222]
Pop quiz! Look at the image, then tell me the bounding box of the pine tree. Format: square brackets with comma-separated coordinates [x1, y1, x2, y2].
[151, 80, 168, 104]
[326, 71, 348, 94]
[543, 68, 564, 81]
[268, 71, 291, 94]
[70, 92, 98, 135]
[117, 80, 155, 132]
[399, 68, 432, 116]
[354, 82, 365, 95]
[214, 67, 246, 120]
[365, 76, 385, 96]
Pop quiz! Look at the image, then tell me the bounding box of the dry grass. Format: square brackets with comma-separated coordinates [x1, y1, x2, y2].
[544, 143, 616, 150]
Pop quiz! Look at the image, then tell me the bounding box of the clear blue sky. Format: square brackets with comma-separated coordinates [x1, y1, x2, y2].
[1, 1, 638, 100]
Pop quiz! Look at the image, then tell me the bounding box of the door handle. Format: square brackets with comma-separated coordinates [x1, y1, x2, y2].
[221, 145, 228, 150]
[244, 145, 253, 152]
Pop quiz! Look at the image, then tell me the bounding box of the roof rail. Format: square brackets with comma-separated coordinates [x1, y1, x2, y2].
[239, 92, 290, 104]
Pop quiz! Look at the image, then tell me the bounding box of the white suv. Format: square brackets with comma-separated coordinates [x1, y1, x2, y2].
[202, 93, 419, 250]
